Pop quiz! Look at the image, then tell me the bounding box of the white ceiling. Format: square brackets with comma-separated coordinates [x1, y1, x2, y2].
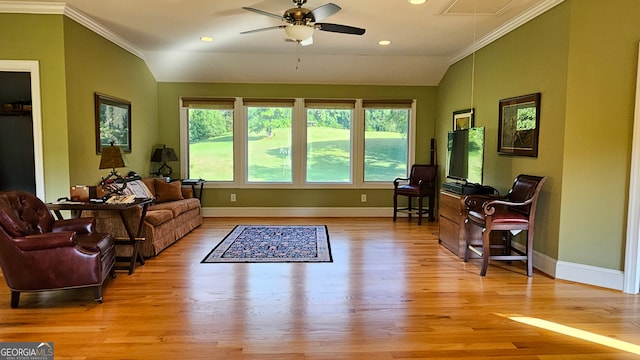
[1, 0, 563, 85]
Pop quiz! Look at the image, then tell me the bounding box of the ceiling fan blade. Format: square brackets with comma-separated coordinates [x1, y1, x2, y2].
[307, 3, 341, 22]
[240, 25, 287, 35]
[316, 23, 366, 35]
[241, 7, 284, 21]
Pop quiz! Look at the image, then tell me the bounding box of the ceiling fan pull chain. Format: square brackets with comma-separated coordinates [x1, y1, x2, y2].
[296, 42, 302, 71]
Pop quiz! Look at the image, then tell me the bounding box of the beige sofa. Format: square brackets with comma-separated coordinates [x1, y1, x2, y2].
[84, 178, 202, 258]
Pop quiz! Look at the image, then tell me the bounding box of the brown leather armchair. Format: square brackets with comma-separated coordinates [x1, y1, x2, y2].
[0, 191, 116, 308]
[464, 174, 546, 276]
[393, 164, 438, 225]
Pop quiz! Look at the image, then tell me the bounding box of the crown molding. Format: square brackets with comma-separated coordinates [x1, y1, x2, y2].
[0, 1, 144, 60]
[449, 0, 565, 65]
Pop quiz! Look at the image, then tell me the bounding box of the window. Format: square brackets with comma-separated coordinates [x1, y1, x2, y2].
[362, 100, 412, 182]
[305, 100, 355, 183]
[180, 97, 415, 188]
[244, 99, 294, 183]
[183, 98, 235, 181]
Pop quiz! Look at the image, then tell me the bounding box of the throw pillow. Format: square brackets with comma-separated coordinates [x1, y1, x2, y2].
[154, 179, 184, 203]
[121, 180, 155, 199]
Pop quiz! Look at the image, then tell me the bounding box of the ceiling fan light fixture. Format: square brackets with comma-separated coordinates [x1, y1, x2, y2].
[408, 0, 427, 4]
[285, 24, 315, 41]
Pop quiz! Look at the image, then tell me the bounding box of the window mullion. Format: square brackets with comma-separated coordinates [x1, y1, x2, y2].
[353, 99, 364, 187]
[179, 107, 188, 179]
[293, 98, 305, 188]
[409, 100, 417, 168]
[236, 97, 246, 186]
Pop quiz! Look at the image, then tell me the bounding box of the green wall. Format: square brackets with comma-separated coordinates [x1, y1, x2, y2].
[62, 17, 158, 186]
[559, 0, 640, 269]
[437, 2, 570, 260]
[0, 14, 69, 200]
[0, 14, 158, 201]
[157, 83, 437, 207]
[437, 0, 640, 271]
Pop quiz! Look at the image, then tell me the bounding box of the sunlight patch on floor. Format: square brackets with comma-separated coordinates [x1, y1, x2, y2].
[504, 314, 640, 355]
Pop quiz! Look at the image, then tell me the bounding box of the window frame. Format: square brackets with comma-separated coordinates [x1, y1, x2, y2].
[180, 97, 416, 189]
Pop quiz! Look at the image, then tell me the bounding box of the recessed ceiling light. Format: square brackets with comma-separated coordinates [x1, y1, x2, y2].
[378, 40, 391, 46]
[200, 36, 214, 42]
[408, 0, 427, 4]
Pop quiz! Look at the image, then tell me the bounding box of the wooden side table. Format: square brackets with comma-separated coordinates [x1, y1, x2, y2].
[181, 179, 204, 201]
[46, 198, 152, 274]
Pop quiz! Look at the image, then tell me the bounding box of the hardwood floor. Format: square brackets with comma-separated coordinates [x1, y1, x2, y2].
[1, 217, 639, 359]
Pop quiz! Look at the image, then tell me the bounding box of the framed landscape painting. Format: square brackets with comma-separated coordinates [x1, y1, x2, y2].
[498, 93, 541, 157]
[95, 93, 131, 154]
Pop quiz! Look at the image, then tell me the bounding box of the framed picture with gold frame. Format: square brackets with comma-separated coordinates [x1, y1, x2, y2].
[95, 93, 131, 154]
[453, 108, 474, 130]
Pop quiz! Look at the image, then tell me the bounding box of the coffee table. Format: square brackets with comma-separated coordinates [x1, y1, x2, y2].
[46, 198, 153, 274]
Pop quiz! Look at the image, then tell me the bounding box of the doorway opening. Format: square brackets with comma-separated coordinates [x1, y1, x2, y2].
[0, 61, 44, 198]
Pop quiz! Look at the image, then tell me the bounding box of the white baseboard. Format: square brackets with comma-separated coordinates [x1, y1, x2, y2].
[555, 261, 624, 291]
[510, 242, 557, 277]
[504, 242, 622, 290]
[202, 206, 393, 217]
[533, 250, 558, 278]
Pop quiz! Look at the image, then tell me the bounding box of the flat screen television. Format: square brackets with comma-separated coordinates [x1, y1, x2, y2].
[446, 127, 485, 185]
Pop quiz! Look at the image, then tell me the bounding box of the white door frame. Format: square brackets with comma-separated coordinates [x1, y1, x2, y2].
[624, 43, 640, 294]
[0, 60, 44, 199]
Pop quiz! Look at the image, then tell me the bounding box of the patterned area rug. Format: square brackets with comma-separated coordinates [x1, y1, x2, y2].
[202, 225, 332, 263]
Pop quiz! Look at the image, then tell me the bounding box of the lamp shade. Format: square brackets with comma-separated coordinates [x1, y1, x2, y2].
[99, 144, 125, 169]
[285, 25, 314, 41]
[151, 145, 178, 163]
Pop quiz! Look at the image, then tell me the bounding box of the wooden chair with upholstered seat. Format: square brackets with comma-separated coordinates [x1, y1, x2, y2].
[393, 164, 438, 225]
[463, 174, 547, 276]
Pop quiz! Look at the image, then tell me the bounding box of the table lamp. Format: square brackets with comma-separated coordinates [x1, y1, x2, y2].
[151, 145, 178, 178]
[99, 142, 127, 198]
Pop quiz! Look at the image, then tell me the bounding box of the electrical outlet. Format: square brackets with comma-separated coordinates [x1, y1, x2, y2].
[230, 193, 236, 202]
[361, 194, 367, 203]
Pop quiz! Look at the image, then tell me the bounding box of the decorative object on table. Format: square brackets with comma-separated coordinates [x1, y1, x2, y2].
[99, 141, 127, 198]
[202, 225, 332, 263]
[70, 185, 94, 202]
[498, 93, 541, 157]
[453, 108, 474, 130]
[95, 92, 131, 154]
[151, 145, 179, 178]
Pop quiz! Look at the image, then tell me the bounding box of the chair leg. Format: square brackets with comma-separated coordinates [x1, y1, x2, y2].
[93, 286, 103, 304]
[480, 229, 491, 276]
[10, 291, 19, 308]
[464, 220, 472, 262]
[417, 196, 423, 225]
[526, 230, 534, 277]
[393, 194, 398, 222]
[407, 197, 412, 220]
[428, 194, 435, 220]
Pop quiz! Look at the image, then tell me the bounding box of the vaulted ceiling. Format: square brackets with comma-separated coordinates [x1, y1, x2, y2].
[2, 0, 564, 85]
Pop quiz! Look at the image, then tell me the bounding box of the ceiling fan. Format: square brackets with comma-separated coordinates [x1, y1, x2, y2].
[240, 0, 366, 46]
